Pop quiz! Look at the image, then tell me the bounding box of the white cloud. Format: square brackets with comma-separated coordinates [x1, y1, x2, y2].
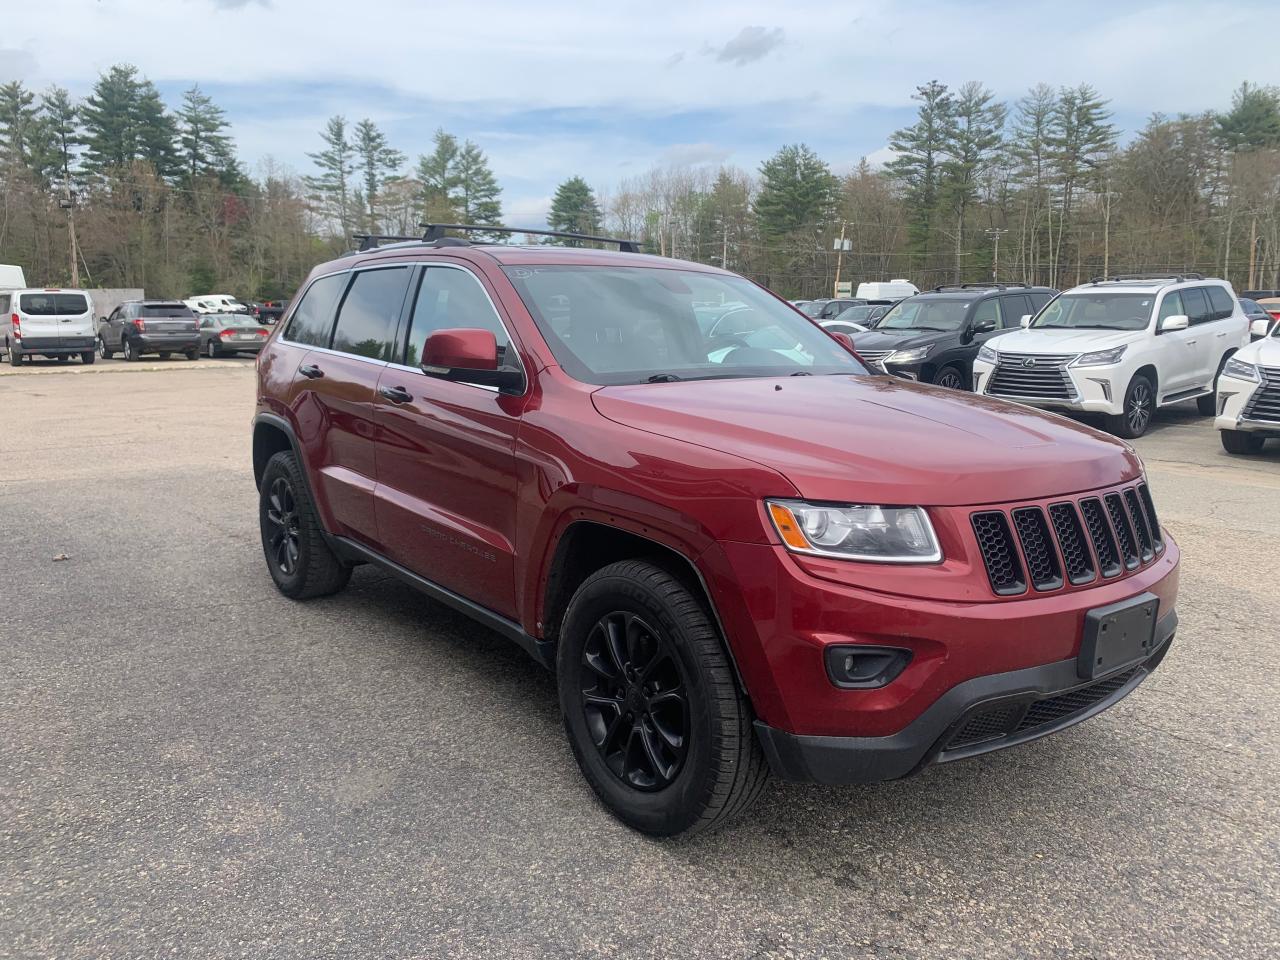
[708, 26, 785, 66]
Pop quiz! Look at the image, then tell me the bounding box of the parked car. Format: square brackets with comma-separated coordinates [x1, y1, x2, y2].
[1241, 289, 1280, 301]
[1240, 298, 1277, 340]
[974, 275, 1250, 438]
[185, 294, 250, 315]
[250, 228, 1180, 837]
[1255, 297, 1280, 322]
[1215, 320, 1279, 454]
[199, 314, 271, 357]
[856, 279, 919, 300]
[247, 299, 290, 324]
[98, 300, 201, 361]
[846, 283, 1057, 389]
[0, 288, 97, 365]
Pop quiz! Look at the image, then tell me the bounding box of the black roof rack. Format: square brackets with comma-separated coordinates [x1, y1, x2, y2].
[422, 223, 642, 253]
[931, 282, 1030, 293]
[1088, 273, 1205, 284]
[352, 233, 422, 252]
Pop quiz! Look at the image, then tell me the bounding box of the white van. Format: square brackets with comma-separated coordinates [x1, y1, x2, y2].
[0, 288, 98, 366]
[185, 293, 249, 314]
[856, 279, 919, 301]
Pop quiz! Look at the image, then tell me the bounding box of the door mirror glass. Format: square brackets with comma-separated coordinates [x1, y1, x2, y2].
[1020, 314, 1032, 328]
[1159, 314, 1190, 332]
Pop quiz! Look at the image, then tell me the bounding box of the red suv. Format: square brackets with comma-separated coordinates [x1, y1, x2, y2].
[252, 226, 1180, 837]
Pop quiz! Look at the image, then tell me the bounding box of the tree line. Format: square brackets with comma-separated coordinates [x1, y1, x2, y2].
[1, 64, 1278, 301]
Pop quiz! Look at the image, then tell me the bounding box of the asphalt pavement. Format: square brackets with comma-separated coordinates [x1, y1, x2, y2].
[2, 359, 1277, 959]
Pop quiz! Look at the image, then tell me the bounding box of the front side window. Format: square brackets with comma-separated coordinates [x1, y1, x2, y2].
[1157, 292, 1184, 322]
[503, 265, 865, 386]
[284, 273, 349, 348]
[331, 267, 410, 360]
[19, 293, 89, 315]
[1034, 293, 1156, 331]
[971, 298, 1002, 328]
[405, 267, 515, 369]
[878, 297, 971, 332]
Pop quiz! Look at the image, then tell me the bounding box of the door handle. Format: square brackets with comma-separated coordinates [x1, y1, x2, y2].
[1216, 332, 1227, 338]
[1185, 339, 1197, 346]
[299, 363, 324, 379]
[378, 385, 413, 404]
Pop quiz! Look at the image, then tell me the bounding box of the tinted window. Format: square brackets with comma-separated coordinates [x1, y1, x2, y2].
[1181, 287, 1212, 325]
[138, 304, 194, 318]
[971, 297, 1002, 328]
[20, 293, 89, 315]
[1206, 285, 1235, 321]
[406, 267, 513, 368]
[284, 273, 348, 347]
[1000, 295, 1030, 326]
[331, 268, 410, 360]
[0, 295, 8, 313]
[1029, 293, 1053, 310]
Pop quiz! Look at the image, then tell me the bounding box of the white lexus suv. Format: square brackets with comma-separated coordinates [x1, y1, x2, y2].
[1215, 320, 1280, 454]
[973, 275, 1250, 438]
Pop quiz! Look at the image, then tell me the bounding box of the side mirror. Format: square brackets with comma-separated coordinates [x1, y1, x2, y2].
[831, 331, 856, 353]
[1160, 314, 1190, 332]
[1020, 314, 1032, 328]
[972, 318, 997, 335]
[422, 328, 524, 393]
[1251, 317, 1270, 339]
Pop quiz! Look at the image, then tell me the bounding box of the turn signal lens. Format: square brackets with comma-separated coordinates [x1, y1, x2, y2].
[766, 499, 942, 563]
[767, 502, 811, 551]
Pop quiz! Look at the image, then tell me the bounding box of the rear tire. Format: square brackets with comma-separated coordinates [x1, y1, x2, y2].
[206, 340, 219, 358]
[159, 352, 171, 360]
[57, 355, 70, 363]
[184, 348, 199, 361]
[557, 559, 769, 838]
[8, 346, 20, 367]
[1221, 430, 1265, 455]
[258, 450, 352, 600]
[81, 351, 95, 365]
[1106, 374, 1155, 439]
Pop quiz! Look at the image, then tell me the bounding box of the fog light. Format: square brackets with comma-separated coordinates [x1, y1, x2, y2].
[824, 645, 912, 689]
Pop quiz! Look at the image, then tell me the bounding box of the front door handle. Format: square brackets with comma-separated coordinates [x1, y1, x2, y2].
[299, 363, 324, 379]
[378, 385, 413, 404]
[1185, 339, 1197, 346]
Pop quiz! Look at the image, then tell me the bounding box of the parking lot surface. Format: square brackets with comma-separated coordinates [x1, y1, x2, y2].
[2, 362, 1278, 959]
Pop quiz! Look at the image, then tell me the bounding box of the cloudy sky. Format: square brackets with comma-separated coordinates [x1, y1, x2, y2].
[4, 0, 1279, 224]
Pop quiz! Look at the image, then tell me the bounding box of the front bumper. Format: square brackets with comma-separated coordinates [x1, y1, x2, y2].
[1215, 373, 1278, 434]
[973, 358, 1124, 415]
[756, 614, 1175, 784]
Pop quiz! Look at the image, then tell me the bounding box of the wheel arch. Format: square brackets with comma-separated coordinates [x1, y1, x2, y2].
[1133, 363, 1159, 397]
[252, 414, 301, 489]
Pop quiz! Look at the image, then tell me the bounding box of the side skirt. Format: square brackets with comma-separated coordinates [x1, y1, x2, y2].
[330, 535, 555, 672]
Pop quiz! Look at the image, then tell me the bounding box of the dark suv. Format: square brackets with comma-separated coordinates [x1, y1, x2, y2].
[251, 227, 1179, 836]
[849, 283, 1057, 389]
[98, 300, 201, 361]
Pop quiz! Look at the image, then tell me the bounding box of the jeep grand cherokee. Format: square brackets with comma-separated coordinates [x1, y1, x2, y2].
[251, 227, 1180, 837]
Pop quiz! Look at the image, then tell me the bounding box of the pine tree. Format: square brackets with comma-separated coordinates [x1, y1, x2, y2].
[177, 85, 236, 182]
[455, 140, 502, 228]
[0, 80, 38, 176]
[1046, 84, 1115, 286]
[80, 64, 178, 178]
[304, 115, 355, 236]
[548, 176, 602, 241]
[352, 119, 405, 232]
[39, 86, 81, 184]
[416, 129, 461, 222]
[753, 143, 837, 238]
[1215, 82, 1280, 152]
[1009, 84, 1057, 282]
[886, 80, 955, 264]
[940, 81, 1006, 282]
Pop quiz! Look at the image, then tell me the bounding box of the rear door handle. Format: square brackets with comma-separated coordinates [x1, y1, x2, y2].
[378, 385, 413, 404]
[1185, 339, 1197, 346]
[299, 363, 324, 379]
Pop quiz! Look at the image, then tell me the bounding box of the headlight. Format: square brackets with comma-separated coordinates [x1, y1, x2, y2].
[1222, 357, 1259, 382]
[885, 345, 930, 364]
[977, 344, 997, 364]
[1072, 345, 1127, 367]
[766, 500, 942, 563]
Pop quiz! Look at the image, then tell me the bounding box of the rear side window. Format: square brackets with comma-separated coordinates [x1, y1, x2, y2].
[404, 267, 514, 368]
[284, 273, 348, 347]
[0, 295, 8, 313]
[1205, 286, 1235, 321]
[330, 268, 411, 360]
[1181, 288, 1212, 325]
[19, 293, 89, 315]
[1029, 292, 1053, 311]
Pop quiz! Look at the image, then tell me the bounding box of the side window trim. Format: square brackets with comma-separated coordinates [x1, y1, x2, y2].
[280, 269, 351, 347]
[1182, 286, 1211, 325]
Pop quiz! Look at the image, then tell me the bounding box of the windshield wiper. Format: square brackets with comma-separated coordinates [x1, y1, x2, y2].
[646, 373, 682, 383]
[790, 370, 813, 376]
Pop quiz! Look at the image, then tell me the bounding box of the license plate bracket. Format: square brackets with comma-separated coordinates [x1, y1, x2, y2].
[1079, 592, 1159, 680]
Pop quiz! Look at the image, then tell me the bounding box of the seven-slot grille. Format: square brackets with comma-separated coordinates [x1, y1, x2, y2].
[986, 351, 1077, 401]
[854, 348, 892, 365]
[1243, 365, 1280, 423]
[970, 482, 1163, 596]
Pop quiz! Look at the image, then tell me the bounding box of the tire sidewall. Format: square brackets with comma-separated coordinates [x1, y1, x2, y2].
[557, 572, 721, 836]
[1113, 374, 1154, 438]
[935, 365, 968, 390]
[259, 453, 312, 597]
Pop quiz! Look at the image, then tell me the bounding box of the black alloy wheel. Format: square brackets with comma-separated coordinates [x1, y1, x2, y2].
[580, 610, 689, 791]
[264, 476, 300, 576]
[1125, 379, 1153, 436]
[934, 366, 967, 390]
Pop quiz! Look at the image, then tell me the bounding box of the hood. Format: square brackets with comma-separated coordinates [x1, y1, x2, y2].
[988, 327, 1144, 355]
[591, 375, 1141, 507]
[850, 328, 953, 352]
[1238, 335, 1280, 366]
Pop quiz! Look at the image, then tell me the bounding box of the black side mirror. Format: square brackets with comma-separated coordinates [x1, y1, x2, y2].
[972, 318, 997, 335]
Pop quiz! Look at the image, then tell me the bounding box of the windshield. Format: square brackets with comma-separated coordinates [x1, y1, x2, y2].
[502, 265, 867, 385]
[19, 293, 88, 315]
[1032, 293, 1154, 331]
[877, 297, 970, 331]
[834, 305, 874, 324]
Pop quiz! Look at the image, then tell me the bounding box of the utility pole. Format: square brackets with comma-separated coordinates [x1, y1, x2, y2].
[985, 228, 1008, 282]
[58, 183, 80, 288]
[1101, 190, 1120, 279]
[721, 216, 729, 272]
[833, 221, 851, 297]
[1249, 216, 1259, 290]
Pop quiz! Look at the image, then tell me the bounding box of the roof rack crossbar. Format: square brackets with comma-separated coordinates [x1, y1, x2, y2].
[352, 233, 423, 252]
[931, 282, 1030, 292]
[1088, 272, 1205, 284]
[422, 222, 642, 253]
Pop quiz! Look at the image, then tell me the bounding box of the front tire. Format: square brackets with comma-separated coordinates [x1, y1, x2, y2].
[557, 559, 768, 838]
[122, 337, 140, 362]
[1221, 430, 1265, 455]
[81, 351, 95, 365]
[98, 337, 114, 360]
[1106, 374, 1155, 438]
[258, 451, 352, 600]
[1198, 353, 1233, 415]
[933, 365, 969, 391]
[184, 348, 199, 361]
